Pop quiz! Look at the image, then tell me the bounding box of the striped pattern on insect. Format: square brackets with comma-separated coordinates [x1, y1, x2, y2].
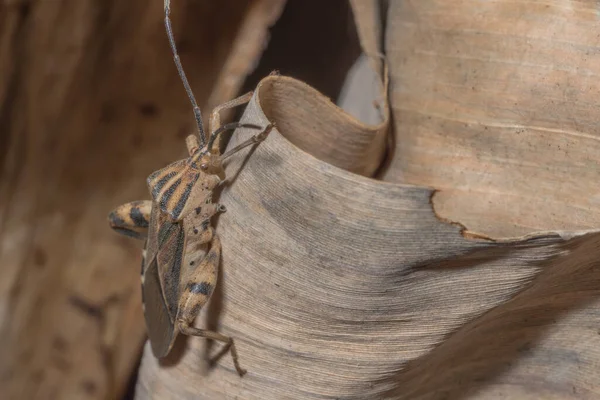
[108, 0, 273, 376]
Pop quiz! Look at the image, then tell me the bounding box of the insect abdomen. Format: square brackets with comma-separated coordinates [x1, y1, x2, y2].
[108, 201, 151, 240]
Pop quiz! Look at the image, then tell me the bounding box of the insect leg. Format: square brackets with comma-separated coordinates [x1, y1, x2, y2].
[176, 231, 246, 376]
[108, 200, 152, 240]
[186, 134, 200, 156]
[208, 92, 254, 153]
[207, 122, 263, 151]
[209, 91, 253, 135]
[178, 324, 246, 376]
[179, 228, 220, 305]
[221, 123, 275, 160]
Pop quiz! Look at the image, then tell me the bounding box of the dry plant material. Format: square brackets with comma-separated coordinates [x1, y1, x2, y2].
[383, 1, 600, 239]
[135, 1, 600, 399]
[109, 0, 274, 378]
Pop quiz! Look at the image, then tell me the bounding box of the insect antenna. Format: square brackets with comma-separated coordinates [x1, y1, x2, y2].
[164, 0, 206, 146]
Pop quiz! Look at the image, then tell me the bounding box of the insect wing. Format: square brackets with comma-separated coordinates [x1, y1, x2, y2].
[143, 256, 178, 357]
[142, 203, 185, 357]
[143, 204, 161, 277]
[155, 210, 185, 321]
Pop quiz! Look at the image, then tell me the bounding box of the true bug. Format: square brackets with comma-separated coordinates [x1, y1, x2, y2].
[108, 0, 273, 376]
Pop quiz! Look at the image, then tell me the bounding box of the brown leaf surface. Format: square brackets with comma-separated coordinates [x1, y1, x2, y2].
[383, 0, 600, 239]
[135, 1, 600, 399]
[136, 75, 600, 399]
[3, 0, 597, 398]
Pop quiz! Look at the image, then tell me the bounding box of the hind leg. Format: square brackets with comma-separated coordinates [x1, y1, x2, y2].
[176, 230, 246, 376]
[108, 200, 152, 240]
[178, 324, 245, 376]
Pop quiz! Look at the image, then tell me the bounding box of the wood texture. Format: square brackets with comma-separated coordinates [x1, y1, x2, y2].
[135, 1, 600, 399]
[0, 1, 284, 399]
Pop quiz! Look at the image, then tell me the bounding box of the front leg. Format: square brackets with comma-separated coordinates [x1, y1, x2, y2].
[185, 92, 256, 155]
[221, 123, 274, 160]
[176, 230, 246, 376]
[186, 134, 200, 156]
[108, 200, 152, 240]
[209, 91, 254, 153]
[209, 92, 253, 136]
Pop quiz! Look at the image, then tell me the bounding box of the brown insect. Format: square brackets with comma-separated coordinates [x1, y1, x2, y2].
[108, 0, 273, 376]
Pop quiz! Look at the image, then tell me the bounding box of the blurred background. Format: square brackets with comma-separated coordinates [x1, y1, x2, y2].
[4, 1, 600, 399]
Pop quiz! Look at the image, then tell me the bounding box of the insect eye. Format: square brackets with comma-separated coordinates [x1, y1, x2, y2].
[200, 163, 208, 170]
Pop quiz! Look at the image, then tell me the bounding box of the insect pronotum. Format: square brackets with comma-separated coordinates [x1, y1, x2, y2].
[108, 0, 274, 376]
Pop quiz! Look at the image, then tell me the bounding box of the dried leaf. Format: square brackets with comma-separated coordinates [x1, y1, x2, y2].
[135, 75, 600, 399]
[136, 1, 600, 399]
